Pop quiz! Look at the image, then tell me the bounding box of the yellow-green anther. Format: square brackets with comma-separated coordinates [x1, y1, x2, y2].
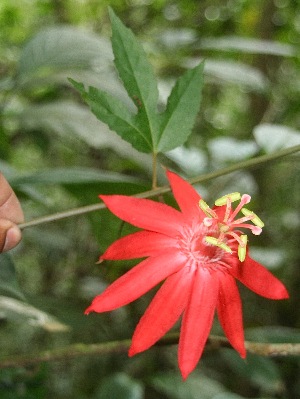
[199, 199, 213, 217]
[215, 192, 241, 206]
[238, 234, 248, 262]
[241, 208, 264, 228]
[199, 199, 209, 211]
[205, 236, 232, 253]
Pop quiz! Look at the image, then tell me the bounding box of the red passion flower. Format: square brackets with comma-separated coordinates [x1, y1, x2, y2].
[85, 170, 289, 379]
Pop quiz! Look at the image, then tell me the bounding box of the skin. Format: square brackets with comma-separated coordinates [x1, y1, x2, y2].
[0, 173, 24, 252]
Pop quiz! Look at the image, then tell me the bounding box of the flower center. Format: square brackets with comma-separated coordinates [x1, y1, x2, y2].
[178, 223, 228, 272]
[199, 192, 264, 262]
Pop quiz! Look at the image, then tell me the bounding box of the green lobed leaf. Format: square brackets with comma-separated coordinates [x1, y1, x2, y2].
[109, 7, 160, 149]
[71, 9, 204, 155]
[70, 79, 152, 152]
[157, 62, 204, 152]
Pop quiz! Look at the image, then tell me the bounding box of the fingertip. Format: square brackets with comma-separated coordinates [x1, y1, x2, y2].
[1, 224, 22, 252]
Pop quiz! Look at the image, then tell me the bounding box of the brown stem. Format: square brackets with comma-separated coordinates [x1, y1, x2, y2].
[0, 334, 299, 370]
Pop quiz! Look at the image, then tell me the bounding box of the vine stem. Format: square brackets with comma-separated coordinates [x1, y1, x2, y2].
[18, 144, 300, 230]
[0, 334, 299, 369]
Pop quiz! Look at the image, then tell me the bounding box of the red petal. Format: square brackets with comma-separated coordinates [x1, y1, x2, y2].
[178, 268, 219, 380]
[100, 195, 185, 236]
[167, 170, 204, 222]
[213, 204, 226, 219]
[217, 273, 246, 358]
[230, 255, 289, 300]
[129, 267, 194, 356]
[85, 250, 186, 314]
[101, 231, 177, 260]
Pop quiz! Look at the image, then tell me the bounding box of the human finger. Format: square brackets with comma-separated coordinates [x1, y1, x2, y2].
[0, 173, 24, 223]
[0, 219, 22, 252]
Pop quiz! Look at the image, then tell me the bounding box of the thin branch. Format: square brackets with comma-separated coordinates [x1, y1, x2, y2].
[0, 334, 299, 369]
[0, 339, 131, 369]
[19, 144, 300, 230]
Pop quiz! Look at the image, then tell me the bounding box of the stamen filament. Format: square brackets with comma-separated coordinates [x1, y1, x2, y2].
[223, 197, 232, 223]
[228, 194, 251, 222]
[231, 216, 256, 225]
[232, 224, 262, 235]
[225, 231, 246, 246]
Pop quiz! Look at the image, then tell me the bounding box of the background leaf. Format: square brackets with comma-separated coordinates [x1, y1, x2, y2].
[246, 326, 300, 344]
[20, 100, 114, 149]
[166, 146, 207, 175]
[221, 349, 283, 395]
[0, 254, 25, 301]
[19, 100, 155, 171]
[0, 295, 69, 333]
[185, 58, 269, 92]
[253, 124, 300, 152]
[205, 59, 269, 91]
[94, 373, 144, 399]
[150, 371, 228, 399]
[17, 26, 113, 85]
[9, 167, 143, 187]
[207, 137, 258, 162]
[197, 36, 296, 57]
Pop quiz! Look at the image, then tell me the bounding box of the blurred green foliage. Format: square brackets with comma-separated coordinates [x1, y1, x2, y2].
[0, 0, 299, 398]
